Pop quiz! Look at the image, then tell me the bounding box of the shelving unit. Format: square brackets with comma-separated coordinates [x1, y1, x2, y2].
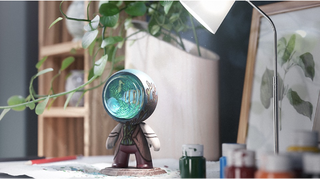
[38, 1, 117, 157]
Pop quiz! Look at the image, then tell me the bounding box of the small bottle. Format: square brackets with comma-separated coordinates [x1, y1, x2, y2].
[255, 153, 295, 178]
[179, 144, 206, 178]
[233, 149, 256, 178]
[287, 130, 319, 152]
[287, 130, 319, 177]
[302, 153, 320, 178]
[219, 143, 246, 178]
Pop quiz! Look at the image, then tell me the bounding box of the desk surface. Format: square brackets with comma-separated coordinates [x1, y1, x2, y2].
[0, 156, 219, 178]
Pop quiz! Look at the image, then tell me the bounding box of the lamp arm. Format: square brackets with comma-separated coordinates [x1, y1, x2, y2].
[246, 0, 279, 154]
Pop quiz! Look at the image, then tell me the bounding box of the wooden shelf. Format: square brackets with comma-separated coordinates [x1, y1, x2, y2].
[38, 1, 117, 158]
[40, 41, 83, 57]
[41, 107, 87, 118]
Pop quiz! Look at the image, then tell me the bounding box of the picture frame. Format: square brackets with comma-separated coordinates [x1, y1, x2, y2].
[238, 1, 320, 153]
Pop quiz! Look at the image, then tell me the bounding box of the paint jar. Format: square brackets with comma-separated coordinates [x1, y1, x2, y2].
[255, 153, 295, 178]
[219, 143, 246, 178]
[287, 130, 319, 177]
[287, 130, 319, 153]
[179, 144, 206, 178]
[302, 153, 320, 178]
[225, 149, 256, 178]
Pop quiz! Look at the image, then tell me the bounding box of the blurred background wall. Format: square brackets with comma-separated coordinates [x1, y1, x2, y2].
[0, 1, 38, 157]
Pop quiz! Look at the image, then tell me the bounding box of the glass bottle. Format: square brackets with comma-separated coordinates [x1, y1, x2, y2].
[179, 144, 206, 178]
[224, 149, 256, 178]
[302, 153, 320, 178]
[255, 153, 295, 178]
[219, 143, 246, 178]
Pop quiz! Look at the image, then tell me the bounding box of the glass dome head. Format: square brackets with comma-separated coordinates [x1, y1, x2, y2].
[102, 69, 158, 124]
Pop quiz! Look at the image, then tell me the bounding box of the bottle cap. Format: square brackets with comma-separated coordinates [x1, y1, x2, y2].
[226, 148, 243, 166]
[303, 153, 320, 174]
[234, 149, 255, 167]
[265, 154, 292, 172]
[292, 130, 318, 147]
[182, 144, 203, 157]
[222, 143, 246, 157]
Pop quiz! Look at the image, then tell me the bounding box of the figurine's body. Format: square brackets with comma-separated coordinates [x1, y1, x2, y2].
[107, 122, 160, 168]
[102, 69, 159, 169]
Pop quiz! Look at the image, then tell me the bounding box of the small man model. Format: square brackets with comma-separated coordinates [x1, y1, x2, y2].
[102, 69, 160, 169]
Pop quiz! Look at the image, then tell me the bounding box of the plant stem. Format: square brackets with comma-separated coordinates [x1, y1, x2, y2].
[0, 76, 97, 109]
[60, 1, 91, 22]
[189, 13, 201, 57]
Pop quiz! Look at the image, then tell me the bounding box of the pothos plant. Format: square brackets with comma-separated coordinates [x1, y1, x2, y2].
[0, 1, 204, 120]
[260, 34, 315, 129]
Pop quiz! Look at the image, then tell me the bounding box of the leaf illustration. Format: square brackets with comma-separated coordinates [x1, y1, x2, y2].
[279, 34, 296, 66]
[260, 68, 273, 108]
[286, 88, 313, 120]
[297, 52, 315, 81]
[260, 68, 284, 109]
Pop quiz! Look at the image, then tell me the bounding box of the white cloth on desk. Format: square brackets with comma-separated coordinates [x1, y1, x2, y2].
[0, 156, 220, 178]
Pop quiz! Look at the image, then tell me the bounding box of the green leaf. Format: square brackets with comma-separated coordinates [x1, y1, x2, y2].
[60, 57, 75, 71]
[160, 1, 173, 14]
[162, 34, 171, 43]
[82, 29, 99, 49]
[150, 25, 160, 36]
[169, 13, 179, 23]
[84, 15, 100, 31]
[64, 91, 76, 109]
[125, 2, 146, 16]
[148, 17, 161, 37]
[101, 36, 123, 48]
[35, 68, 54, 77]
[94, 54, 108, 76]
[260, 68, 284, 109]
[106, 46, 115, 62]
[35, 96, 50, 115]
[36, 56, 48, 69]
[49, 17, 63, 29]
[27, 102, 35, 110]
[124, 18, 133, 30]
[7, 95, 26, 111]
[260, 68, 273, 108]
[100, 14, 119, 27]
[99, 3, 120, 16]
[114, 55, 125, 64]
[297, 52, 315, 81]
[89, 39, 96, 56]
[280, 34, 296, 66]
[287, 88, 313, 120]
[0, 109, 10, 121]
[70, 48, 77, 54]
[87, 67, 94, 81]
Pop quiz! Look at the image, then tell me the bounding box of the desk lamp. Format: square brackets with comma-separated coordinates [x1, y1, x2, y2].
[180, 0, 279, 153]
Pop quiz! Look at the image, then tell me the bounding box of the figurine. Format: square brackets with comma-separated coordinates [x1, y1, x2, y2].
[102, 69, 160, 169]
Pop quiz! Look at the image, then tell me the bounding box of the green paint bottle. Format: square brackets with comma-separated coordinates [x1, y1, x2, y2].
[179, 144, 206, 178]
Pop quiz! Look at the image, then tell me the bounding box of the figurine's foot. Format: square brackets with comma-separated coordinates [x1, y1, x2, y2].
[137, 163, 153, 169]
[112, 163, 128, 168]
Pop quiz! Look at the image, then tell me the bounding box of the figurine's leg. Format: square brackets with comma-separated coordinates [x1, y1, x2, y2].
[134, 149, 153, 169]
[112, 145, 130, 168]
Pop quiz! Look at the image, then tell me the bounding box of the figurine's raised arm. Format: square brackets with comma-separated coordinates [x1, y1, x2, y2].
[106, 123, 122, 149]
[140, 122, 160, 151]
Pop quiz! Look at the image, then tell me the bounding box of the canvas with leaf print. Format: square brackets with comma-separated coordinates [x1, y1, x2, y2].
[246, 4, 320, 154]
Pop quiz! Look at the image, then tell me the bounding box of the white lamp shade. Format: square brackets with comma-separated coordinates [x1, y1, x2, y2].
[180, 0, 235, 34]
